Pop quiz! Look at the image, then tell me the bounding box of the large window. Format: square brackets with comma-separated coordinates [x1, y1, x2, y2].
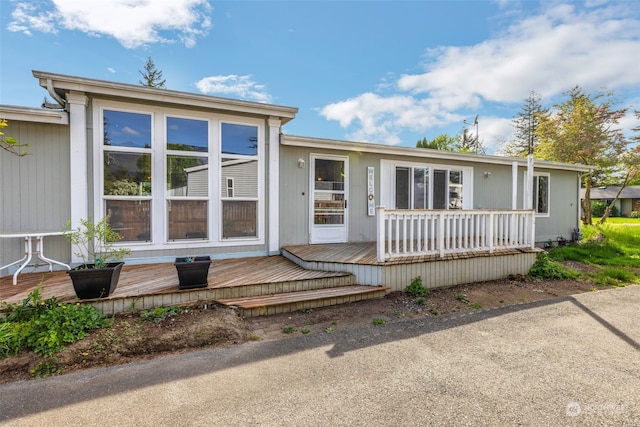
[98, 105, 263, 247]
[103, 110, 152, 242]
[221, 123, 259, 238]
[166, 116, 209, 240]
[394, 165, 465, 210]
[533, 173, 550, 215]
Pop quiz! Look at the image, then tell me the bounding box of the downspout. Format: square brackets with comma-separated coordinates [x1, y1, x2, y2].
[46, 79, 67, 110]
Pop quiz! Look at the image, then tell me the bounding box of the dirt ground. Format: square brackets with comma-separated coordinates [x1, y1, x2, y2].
[0, 261, 611, 384]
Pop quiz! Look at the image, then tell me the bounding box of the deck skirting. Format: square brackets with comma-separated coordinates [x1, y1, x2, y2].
[283, 245, 541, 292]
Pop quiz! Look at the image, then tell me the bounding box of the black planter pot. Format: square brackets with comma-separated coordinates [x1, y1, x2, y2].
[67, 262, 124, 299]
[174, 256, 211, 289]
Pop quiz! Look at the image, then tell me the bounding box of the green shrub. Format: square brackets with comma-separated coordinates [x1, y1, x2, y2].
[140, 306, 183, 323]
[591, 200, 607, 218]
[0, 288, 108, 357]
[528, 252, 578, 280]
[406, 276, 429, 296]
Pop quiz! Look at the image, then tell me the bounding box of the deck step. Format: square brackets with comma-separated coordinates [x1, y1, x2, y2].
[216, 285, 389, 318]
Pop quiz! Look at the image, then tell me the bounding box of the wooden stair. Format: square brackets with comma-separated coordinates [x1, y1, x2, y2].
[216, 284, 389, 318]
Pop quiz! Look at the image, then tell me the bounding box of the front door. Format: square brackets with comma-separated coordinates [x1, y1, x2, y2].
[310, 155, 348, 243]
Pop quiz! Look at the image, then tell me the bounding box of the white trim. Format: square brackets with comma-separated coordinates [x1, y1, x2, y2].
[0, 105, 68, 125]
[380, 159, 474, 210]
[309, 153, 349, 244]
[67, 91, 88, 263]
[268, 117, 281, 254]
[34, 70, 298, 125]
[283, 134, 592, 173]
[92, 99, 266, 252]
[524, 171, 551, 217]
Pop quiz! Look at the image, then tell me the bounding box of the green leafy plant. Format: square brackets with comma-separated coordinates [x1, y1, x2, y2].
[140, 306, 183, 323]
[281, 326, 297, 334]
[64, 217, 131, 268]
[301, 328, 310, 334]
[415, 297, 426, 305]
[528, 252, 578, 280]
[405, 276, 429, 297]
[0, 288, 107, 358]
[372, 318, 386, 325]
[30, 358, 62, 379]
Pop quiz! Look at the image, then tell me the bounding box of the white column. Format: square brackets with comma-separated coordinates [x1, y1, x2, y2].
[512, 161, 518, 210]
[66, 91, 89, 263]
[267, 117, 281, 255]
[525, 154, 534, 210]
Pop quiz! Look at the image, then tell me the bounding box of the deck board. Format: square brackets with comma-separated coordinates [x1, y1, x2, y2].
[0, 255, 349, 306]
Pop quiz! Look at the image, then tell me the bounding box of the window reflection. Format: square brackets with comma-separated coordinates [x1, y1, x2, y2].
[104, 152, 152, 196]
[220, 159, 257, 198]
[103, 110, 151, 148]
[167, 156, 208, 196]
[106, 200, 151, 242]
[221, 123, 258, 156]
[167, 117, 208, 152]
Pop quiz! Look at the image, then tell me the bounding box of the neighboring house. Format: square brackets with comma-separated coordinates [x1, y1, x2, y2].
[0, 71, 592, 290]
[581, 186, 640, 217]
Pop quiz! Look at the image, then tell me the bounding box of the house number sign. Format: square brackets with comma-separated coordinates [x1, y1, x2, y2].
[367, 167, 375, 216]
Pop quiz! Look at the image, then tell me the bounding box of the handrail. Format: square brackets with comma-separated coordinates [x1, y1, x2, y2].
[376, 208, 535, 262]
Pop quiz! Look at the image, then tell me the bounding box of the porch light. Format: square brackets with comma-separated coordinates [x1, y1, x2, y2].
[484, 171, 492, 178]
[298, 158, 305, 168]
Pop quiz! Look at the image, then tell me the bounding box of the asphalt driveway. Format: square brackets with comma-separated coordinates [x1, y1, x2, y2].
[1, 286, 639, 426]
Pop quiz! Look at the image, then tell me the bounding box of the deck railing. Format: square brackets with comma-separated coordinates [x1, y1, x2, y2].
[376, 208, 535, 262]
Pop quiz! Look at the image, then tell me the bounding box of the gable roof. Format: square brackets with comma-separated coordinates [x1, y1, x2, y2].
[583, 186, 640, 199]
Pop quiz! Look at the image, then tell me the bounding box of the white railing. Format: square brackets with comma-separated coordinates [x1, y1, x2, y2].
[376, 208, 535, 262]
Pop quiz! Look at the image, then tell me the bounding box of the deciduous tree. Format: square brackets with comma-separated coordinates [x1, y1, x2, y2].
[535, 86, 628, 225]
[0, 119, 28, 156]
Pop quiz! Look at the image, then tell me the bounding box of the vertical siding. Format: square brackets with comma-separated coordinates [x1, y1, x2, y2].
[279, 146, 311, 245]
[1, 121, 71, 272]
[535, 168, 581, 243]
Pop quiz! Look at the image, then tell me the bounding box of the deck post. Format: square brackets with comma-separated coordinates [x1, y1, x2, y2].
[488, 211, 495, 253]
[438, 211, 445, 257]
[376, 206, 386, 262]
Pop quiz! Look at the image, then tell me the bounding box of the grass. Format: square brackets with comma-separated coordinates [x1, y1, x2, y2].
[549, 222, 640, 269]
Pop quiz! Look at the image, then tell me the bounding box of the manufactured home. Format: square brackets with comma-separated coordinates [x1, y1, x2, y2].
[1, 71, 591, 294]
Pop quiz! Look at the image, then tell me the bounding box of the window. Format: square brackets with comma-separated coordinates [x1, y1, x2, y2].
[102, 110, 152, 242]
[221, 123, 259, 238]
[394, 165, 465, 210]
[97, 103, 264, 248]
[166, 116, 209, 240]
[533, 174, 549, 215]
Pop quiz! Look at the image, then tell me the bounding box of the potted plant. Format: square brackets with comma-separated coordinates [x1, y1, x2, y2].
[174, 256, 211, 289]
[64, 217, 131, 299]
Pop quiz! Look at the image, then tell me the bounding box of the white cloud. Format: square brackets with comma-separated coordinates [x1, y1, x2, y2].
[320, 3, 640, 147]
[107, 67, 116, 74]
[7, 0, 212, 48]
[195, 75, 272, 103]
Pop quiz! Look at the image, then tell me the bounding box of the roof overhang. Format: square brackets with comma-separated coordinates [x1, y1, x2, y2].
[32, 70, 298, 125]
[0, 105, 69, 125]
[282, 134, 594, 173]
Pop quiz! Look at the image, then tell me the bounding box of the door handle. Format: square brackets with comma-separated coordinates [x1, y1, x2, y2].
[344, 199, 347, 209]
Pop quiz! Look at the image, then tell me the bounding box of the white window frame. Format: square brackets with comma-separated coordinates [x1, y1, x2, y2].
[532, 172, 550, 217]
[92, 100, 265, 252]
[380, 160, 473, 210]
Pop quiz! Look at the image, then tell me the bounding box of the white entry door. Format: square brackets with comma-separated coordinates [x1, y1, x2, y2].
[310, 155, 348, 243]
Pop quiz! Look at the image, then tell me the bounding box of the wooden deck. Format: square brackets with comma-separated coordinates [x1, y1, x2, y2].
[0, 255, 350, 307]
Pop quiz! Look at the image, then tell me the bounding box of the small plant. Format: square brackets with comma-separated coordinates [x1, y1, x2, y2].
[249, 334, 261, 341]
[30, 358, 62, 379]
[415, 297, 426, 305]
[282, 326, 297, 334]
[468, 302, 482, 309]
[325, 327, 335, 333]
[64, 217, 131, 268]
[528, 252, 578, 280]
[301, 328, 310, 334]
[372, 318, 386, 325]
[455, 293, 468, 303]
[140, 306, 183, 323]
[405, 276, 429, 297]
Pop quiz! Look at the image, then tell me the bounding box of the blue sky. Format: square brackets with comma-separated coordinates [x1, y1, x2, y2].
[1, 0, 639, 153]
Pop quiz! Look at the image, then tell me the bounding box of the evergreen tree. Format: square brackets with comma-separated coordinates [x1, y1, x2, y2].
[139, 57, 166, 88]
[502, 91, 547, 157]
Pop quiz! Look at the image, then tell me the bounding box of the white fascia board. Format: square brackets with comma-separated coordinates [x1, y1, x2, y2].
[0, 105, 69, 125]
[32, 70, 298, 124]
[281, 134, 594, 173]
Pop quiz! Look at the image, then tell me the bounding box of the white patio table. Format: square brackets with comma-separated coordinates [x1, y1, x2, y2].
[0, 231, 70, 285]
